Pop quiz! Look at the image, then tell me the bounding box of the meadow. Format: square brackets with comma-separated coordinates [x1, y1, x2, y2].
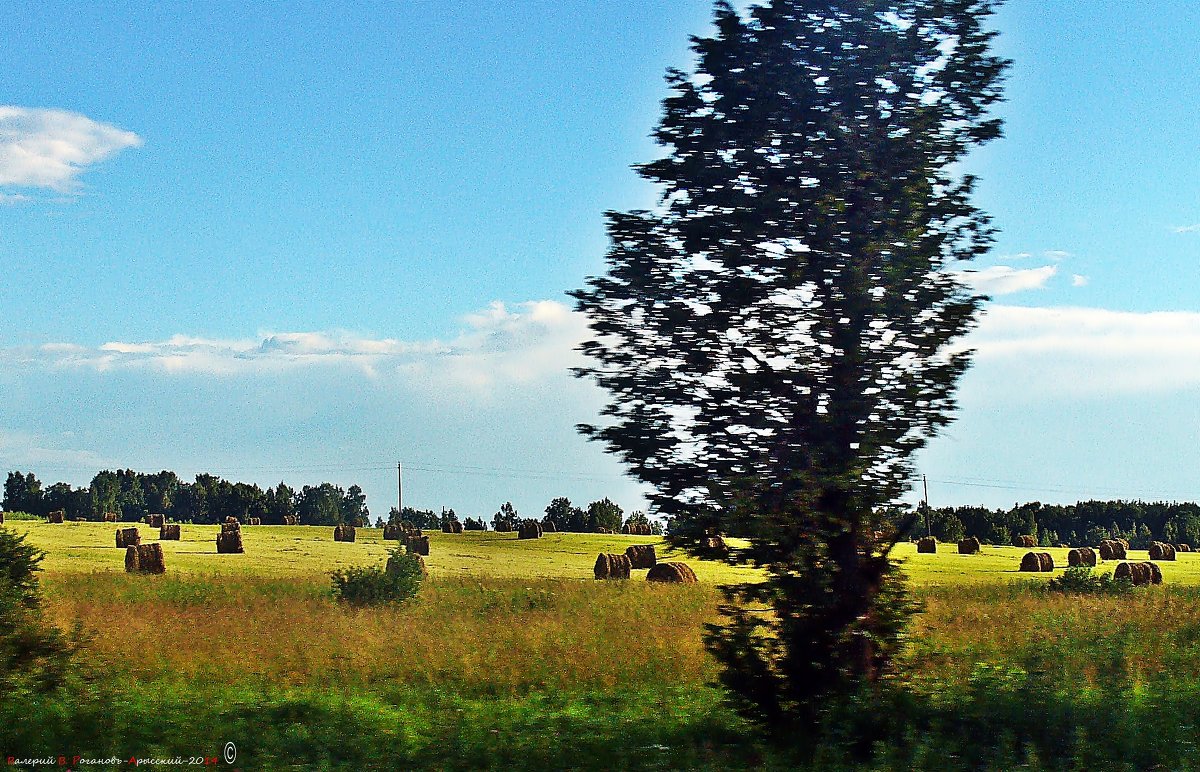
[5, 520, 1200, 770]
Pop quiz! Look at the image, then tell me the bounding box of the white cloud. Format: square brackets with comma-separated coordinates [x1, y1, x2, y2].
[1173, 224, 1200, 234]
[1071, 274, 1088, 287]
[1, 300, 590, 400]
[952, 265, 1056, 295]
[963, 305, 1200, 396]
[0, 106, 142, 192]
[1043, 250, 1072, 260]
[0, 192, 30, 204]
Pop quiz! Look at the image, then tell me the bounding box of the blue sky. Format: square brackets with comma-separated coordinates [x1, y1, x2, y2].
[2, 1, 1198, 519]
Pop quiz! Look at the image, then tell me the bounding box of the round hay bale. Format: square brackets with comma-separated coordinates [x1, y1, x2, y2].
[1149, 542, 1167, 560]
[916, 536, 936, 554]
[124, 545, 140, 572]
[1012, 535, 1036, 548]
[115, 527, 141, 549]
[646, 562, 698, 583]
[1068, 548, 1083, 567]
[1117, 538, 1130, 550]
[1037, 552, 1054, 572]
[594, 553, 631, 580]
[541, 520, 557, 533]
[103, 511, 117, 522]
[48, 510, 65, 523]
[135, 543, 166, 574]
[216, 522, 244, 554]
[957, 537, 981, 555]
[1078, 547, 1097, 567]
[145, 514, 164, 528]
[1177, 543, 1191, 553]
[333, 524, 357, 542]
[625, 544, 657, 569]
[1115, 561, 1157, 586]
[160, 524, 181, 541]
[517, 519, 543, 540]
[596, 527, 613, 534]
[1019, 552, 1042, 572]
[409, 535, 430, 556]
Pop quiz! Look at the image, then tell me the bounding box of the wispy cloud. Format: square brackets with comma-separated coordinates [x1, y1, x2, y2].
[1071, 274, 1088, 287]
[952, 265, 1057, 295]
[964, 305, 1200, 396]
[0, 106, 142, 193]
[1042, 250, 1072, 261]
[0, 300, 589, 399]
[1173, 224, 1200, 234]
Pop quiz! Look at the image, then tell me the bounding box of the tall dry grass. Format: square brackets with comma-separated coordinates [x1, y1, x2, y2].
[43, 573, 721, 694]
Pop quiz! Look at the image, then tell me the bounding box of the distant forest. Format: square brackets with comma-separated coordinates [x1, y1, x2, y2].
[2, 469, 368, 526]
[920, 500, 1200, 548]
[1, 469, 659, 535]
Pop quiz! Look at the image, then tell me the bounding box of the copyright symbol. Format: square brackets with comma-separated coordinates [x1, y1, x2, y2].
[223, 741, 236, 764]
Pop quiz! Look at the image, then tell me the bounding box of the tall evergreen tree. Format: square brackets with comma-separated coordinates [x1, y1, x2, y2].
[572, 0, 1006, 724]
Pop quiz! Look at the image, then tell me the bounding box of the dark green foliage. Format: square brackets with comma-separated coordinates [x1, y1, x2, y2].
[493, 501, 520, 532]
[330, 547, 423, 607]
[0, 527, 74, 692]
[1045, 567, 1132, 596]
[935, 499, 1200, 548]
[572, 0, 1006, 726]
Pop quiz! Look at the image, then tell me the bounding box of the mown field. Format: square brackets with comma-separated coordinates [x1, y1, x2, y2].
[6, 520, 1200, 770]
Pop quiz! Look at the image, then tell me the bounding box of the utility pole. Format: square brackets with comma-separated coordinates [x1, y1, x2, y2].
[923, 474, 930, 537]
[397, 462, 403, 517]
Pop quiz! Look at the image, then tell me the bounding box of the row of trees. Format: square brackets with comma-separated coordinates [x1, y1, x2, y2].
[386, 497, 661, 535]
[3, 470, 369, 527]
[920, 500, 1200, 548]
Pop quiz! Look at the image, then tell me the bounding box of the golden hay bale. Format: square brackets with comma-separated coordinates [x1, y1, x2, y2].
[1098, 540, 1127, 560]
[160, 524, 181, 541]
[1012, 535, 1036, 548]
[216, 522, 244, 554]
[916, 537, 936, 554]
[625, 544, 657, 569]
[282, 515, 299, 526]
[1149, 542, 1176, 561]
[145, 514, 164, 528]
[646, 562, 698, 583]
[1067, 547, 1097, 568]
[517, 520, 543, 540]
[134, 543, 166, 574]
[125, 545, 140, 572]
[48, 510, 65, 524]
[596, 527, 614, 534]
[1178, 543, 1192, 553]
[1019, 552, 1042, 572]
[333, 524, 356, 543]
[408, 535, 430, 556]
[1115, 561, 1160, 586]
[542, 520, 557, 533]
[115, 527, 141, 548]
[705, 535, 728, 552]
[382, 523, 400, 540]
[1037, 552, 1054, 572]
[103, 512, 117, 522]
[957, 537, 981, 555]
[594, 553, 632, 580]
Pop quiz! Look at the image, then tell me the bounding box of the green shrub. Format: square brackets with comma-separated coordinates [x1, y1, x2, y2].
[0, 527, 75, 690]
[1045, 566, 1132, 595]
[330, 547, 423, 606]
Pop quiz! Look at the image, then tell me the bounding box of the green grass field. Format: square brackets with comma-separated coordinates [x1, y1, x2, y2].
[5, 521, 1200, 770]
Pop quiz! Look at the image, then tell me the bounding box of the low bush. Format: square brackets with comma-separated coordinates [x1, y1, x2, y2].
[1045, 566, 1131, 595]
[330, 547, 423, 606]
[0, 527, 76, 691]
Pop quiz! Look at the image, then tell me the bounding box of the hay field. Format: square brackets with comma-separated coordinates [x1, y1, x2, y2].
[12, 520, 1200, 586]
[7, 522, 1200, 769]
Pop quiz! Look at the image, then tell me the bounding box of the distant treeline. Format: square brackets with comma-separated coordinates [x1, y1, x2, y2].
[2, 469, 368, 526]
[390, 496, 661, 535]
[920, 500, 1200, 548]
